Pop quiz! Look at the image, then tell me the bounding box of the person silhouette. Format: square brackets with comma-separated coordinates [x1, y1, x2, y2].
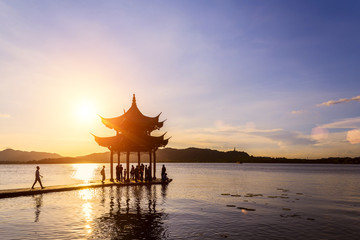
[161, 164, 167, 181]
[31, 166, 44, 189]
[116, 164, 120, 182]
[101, 165, 106, 183]
[119, 164, 123, 180]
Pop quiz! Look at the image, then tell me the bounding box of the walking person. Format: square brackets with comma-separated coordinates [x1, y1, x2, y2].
[101, 165, 106, 183]
[31, 166, 44, 189]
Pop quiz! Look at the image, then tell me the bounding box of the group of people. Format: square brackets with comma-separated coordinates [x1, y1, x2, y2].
[113, 163, 153, 182]
[100, 164, 169, 183]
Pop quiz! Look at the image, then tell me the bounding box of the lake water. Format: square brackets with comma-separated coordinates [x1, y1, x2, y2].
[0, 163, 359, 239]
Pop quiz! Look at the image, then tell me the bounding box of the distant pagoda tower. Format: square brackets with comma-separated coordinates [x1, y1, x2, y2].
[92, 94, 169, 181]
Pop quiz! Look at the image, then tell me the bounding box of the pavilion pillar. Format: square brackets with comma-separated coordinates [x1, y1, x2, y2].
[149, 151, 152, 178]
[153, 150, 156, 179]
[126, 152, 130, 181]
[117, 151, 120, 165]
[138, 152, 140, 167]
[110, 150, 114, 182]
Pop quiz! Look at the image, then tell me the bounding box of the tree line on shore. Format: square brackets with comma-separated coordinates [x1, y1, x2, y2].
[0, 147, 359, 164]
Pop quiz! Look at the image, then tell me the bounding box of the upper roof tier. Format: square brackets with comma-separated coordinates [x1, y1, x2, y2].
[100, 94, 165, 133]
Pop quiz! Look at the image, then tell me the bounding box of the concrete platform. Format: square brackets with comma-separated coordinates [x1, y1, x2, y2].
[0, 179, 172, 199]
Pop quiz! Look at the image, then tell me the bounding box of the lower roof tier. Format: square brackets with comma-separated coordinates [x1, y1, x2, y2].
[92, 133, 169, 152]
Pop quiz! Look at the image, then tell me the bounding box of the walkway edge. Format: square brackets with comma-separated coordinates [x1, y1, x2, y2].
[0, 179, 172, 199]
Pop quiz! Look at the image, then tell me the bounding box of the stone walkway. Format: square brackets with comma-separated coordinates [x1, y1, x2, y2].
[0, 179, 172, 199]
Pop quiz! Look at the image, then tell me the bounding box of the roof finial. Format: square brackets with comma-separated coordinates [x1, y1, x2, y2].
[132, 94, 136, 106]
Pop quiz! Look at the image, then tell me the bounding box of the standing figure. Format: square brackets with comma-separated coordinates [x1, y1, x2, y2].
[31, 166, 44, 189]
[161, 164, 167, 181]
[119, 164, 123, 180]
[147, 166, 152, 182]
[116, 164, 121, 182]
[130, 165, 135, 180]
[140, 163, 144, 181]
[101, 165, 106, 183]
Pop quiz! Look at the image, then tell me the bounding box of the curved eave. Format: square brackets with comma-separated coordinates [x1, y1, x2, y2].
[92, 132, 169, 151]
[99, 96, 163, 132]
[92, 134, 124, 149]
[101, 115, 164, 133]
[148, 133, 169, 147]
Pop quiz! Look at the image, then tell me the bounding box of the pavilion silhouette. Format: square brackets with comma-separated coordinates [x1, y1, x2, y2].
[92, 94, 169, 181]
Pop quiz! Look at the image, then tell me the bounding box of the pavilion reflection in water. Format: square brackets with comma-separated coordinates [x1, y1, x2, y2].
[30, 184, 169, 239]
[92, 94, 170, 181]
[90, 185, 169, 239]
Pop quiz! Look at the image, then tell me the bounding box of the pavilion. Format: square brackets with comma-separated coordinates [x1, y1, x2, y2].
[92, 94, 169, 182]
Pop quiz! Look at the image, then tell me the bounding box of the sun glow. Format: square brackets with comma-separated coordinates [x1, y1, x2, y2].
[75, 99, 98, 123]
[72, 164, 99, 183]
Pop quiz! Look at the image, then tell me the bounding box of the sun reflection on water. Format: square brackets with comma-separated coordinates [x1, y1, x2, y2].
[71, 164, 99, 183]
[82, 202, 93, 234]
[79, 189, 95, 235]
[79, 188, 96, 200]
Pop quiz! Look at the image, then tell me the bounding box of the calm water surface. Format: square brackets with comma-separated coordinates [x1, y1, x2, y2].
[0, 163, 359, 239]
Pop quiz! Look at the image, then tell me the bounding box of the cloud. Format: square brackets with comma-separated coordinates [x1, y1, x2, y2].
[311, 127, 329, 141]
[317, 95, 360, 107]
[291, 110, 304, 115]
[320, 117, 360, 129]
[250, 129, 315, 146]
[170, 121, 315, 150]
[0, 114, 10, 118]
[347, 129, 360, 144]
[316, 117, 360, 145]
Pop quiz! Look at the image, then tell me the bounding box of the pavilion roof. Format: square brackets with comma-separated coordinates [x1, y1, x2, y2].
[100, 94, 165, 133]
[92, 132, 169, 152]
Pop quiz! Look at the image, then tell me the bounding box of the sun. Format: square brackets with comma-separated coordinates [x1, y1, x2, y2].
[75, 99, 98, 123]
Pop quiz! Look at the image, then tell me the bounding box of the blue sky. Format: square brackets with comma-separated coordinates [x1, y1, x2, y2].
[0, 0, 360, 158]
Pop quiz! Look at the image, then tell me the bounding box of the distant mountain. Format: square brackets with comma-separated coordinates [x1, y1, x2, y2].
[26, 147, 250, 164]
[0, 148, 62, 162]
[1, 147, 359, 164]
[157, 147, 249, 162]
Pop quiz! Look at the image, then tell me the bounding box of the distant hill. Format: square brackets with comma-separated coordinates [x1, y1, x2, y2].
[157, 147, 249, 162]
[0, 148, 62, 162]
[1, 147, 359, 164]
[25, 147, 250, 164]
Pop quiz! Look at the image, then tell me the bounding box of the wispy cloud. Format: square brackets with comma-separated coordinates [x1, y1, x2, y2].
[250, 129, 315, 146]
[291, 110, 304, 115]
[320, 117, 360, 129]
[0, 114, 10, 118]
[314, 117, 360, 145]
[317, 95, 360, 107]
[171, 121, 315, 151]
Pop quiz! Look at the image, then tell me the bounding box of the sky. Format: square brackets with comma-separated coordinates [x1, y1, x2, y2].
[1, 0, 360, 158]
